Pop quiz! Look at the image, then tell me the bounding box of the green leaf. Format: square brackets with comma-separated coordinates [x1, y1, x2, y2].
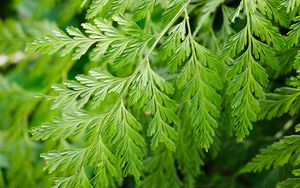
[256, 0, 289, 27]
[129, 60, 178, 151]
[223, 0, 282, 140]
[280, 0, 300, 12]
[105, 101, 145, 182]
[139, 148, 181, 188]
[30, 110, 101, 141]
[259, 87, 300, 120]
[133, 0, 156, 21]
[179, 39, 222, 149]
[86, 0, 129, 19]
[250, 13, 283, 48]
[27, 17, 152, 62]
[241, 135, 300, 173]
[52, 168, 93, 188]
[277, 178, 300, 188]
[162, 0, 185, 24]
[86, 0, 110, 19]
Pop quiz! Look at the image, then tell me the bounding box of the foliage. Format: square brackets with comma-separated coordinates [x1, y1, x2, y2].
[1, 0, 300, 187]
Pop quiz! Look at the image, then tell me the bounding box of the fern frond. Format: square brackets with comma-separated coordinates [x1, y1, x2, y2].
[108, 0, 129, 18]
[293, 169, 300, 176]
[41, 149, 86, 173]
[30, 110, 100, 141]
[259, 74, 300, 120]
[175, 110, 204, 187]
[221, 28, 248, 58]
[277, 178, 300, 188]
[218, 6, 235, 45]
[27, 16, 153, 61]
[256, 0, 289, 27]
[286, 16, 300, 70]
[86, 0, 129, 19]
[280, 0, 300, 12]
[6, 0, 300, 186]
[51, 69, 127, 109]
[250, 13, 283, 48]
[179, 39, 222, 149]
[32, 107, 122, 187]
[0, 20, 28, 53]
[295, 50, 300, 70]
[0, 20, 55, 53]
[162, 0, 185, 23]
[202, 0, 225, 15]
[139, 148, 181, 188]
[259, 87, 300, 120]
[129, 60, 178, 151]
[30, 1, 191, 186]
[241, 135, 300, 173]
[230, 1, 244, 22]
[86, 0, 110, 19]
[35, 101, 144, 184]
[105, 100, 145, 181]
[222, 0, 282, 140]
[52, 168, 92, 188]
[162, 11, 223, 149]
[161, 21, 187, 63]
[28, 28, 94, 60]
[88, 137, 120, 187]
[133, 0, 156, 21]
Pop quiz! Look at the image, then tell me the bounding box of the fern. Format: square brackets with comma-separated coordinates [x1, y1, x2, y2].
[50, 70, 128, 109]
[133, 0, 156, 21]
[241, 2, 300, 186]
[259, 86, 300, 120]
[0, 20, 55, 54]
[29, 1, 190, 186]
[3, 0, 300, 187]
[175, 108, 204, 187]
[128, 60, 179, 151]
[160, 7, 223, 150]
[281, 0, 300, 12]
[277, 178, 300, 188]
[222, 0, 282, 140]
[241, 135, 300, 173]
[138, 147, 181, 188]
[86, 0, 131, 19]
[27, 16, 152, 62]
[241, 133, 300, 187]
[287, 16, 300, 69]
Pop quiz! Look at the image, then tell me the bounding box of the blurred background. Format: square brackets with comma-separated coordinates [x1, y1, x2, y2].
[0, 0, 86, 187]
